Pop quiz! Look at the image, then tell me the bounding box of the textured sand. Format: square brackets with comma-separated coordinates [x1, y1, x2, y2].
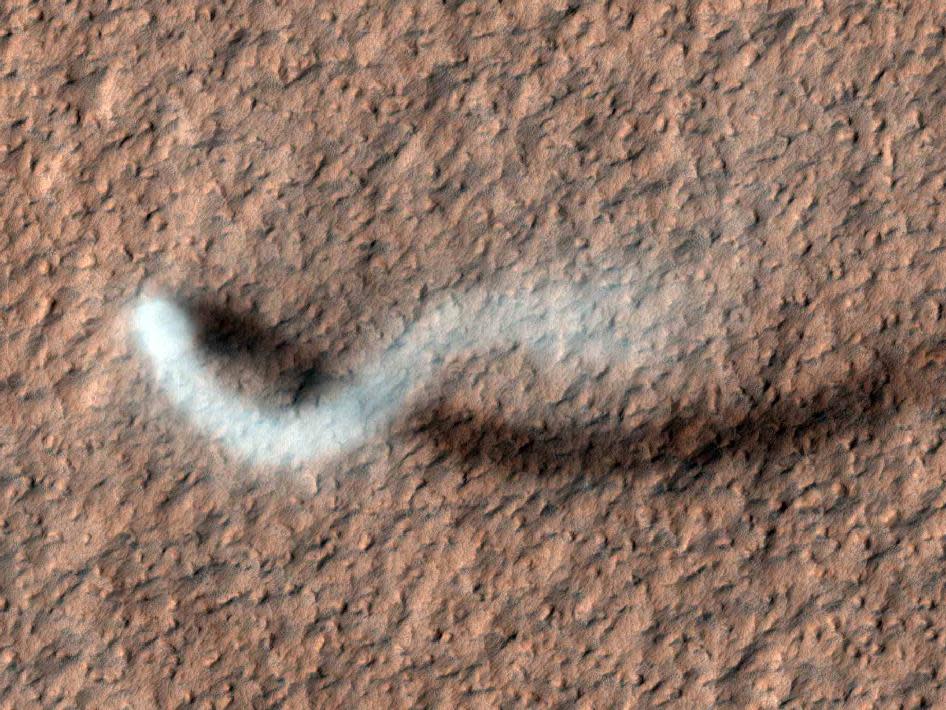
[5, 1, 946, 707]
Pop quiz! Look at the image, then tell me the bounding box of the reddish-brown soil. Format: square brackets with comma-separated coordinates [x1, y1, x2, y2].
[5, 1, 946, 707]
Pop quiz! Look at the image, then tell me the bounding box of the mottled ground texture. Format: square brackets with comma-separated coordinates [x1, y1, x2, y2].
[6, 1, 946, 707]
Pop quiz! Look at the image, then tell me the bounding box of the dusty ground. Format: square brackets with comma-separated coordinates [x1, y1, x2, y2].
[5, 0, 946, 707]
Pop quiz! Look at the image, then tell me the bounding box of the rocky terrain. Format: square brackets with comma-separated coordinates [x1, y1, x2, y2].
[4, 1, 946, 707]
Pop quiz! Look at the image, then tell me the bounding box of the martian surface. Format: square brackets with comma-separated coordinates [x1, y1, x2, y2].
[4, 1, 946, 707]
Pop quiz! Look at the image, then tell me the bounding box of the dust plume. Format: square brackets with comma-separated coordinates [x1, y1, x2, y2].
[130, 279, 681, 468]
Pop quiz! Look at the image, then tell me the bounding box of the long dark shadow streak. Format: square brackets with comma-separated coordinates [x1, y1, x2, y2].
[184, 299, 946, 491]
[410, 346, 946, 496]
